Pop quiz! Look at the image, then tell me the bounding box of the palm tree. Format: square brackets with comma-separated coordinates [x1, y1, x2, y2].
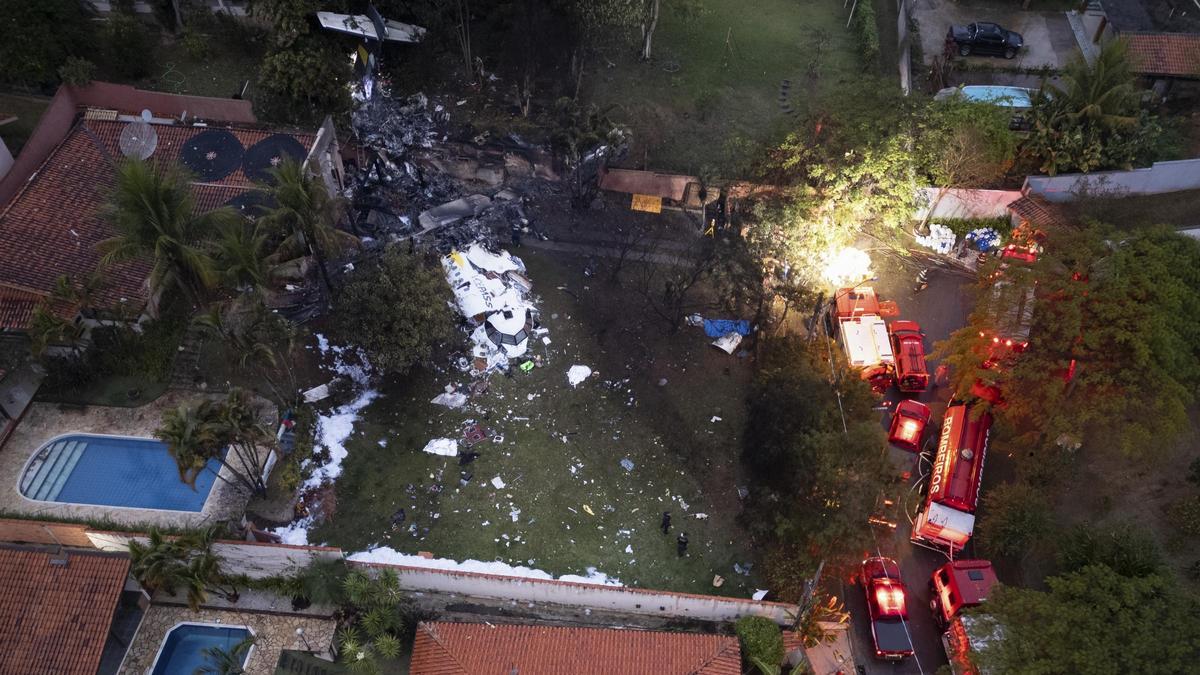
[27, 272, 112, 357]
[209, 388, 273, 496]
[195, 637, 254, 675]
[156, 399, 264, 497]
[98, 159, 242, 308]
[129, 529, 188, 594]
[1048, 39, 1139, 131]
[258, 158, 357, 291]
[197, 297, 299, 407]
[213, 219, 273, 294]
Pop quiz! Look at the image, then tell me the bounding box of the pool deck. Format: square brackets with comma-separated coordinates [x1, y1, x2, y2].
[0, 393, 271, 529]
[118, 601, 337, 675]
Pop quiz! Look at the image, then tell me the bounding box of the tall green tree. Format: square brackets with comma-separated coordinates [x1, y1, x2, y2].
[198, 295, 300, 406]
[156, 392, 274, 498]
[128, 526, 240, 611]
[973, 565, 1200, 673]
[935, 224, 1200, 457]
[0, 0, 95, 86]
[259, 159, 357, 291]
[99, 159, 240, 308]
[213, 220, 273, 294]
[1021, 40, 1161, 174]
[743, 337, 892, 598]
[331, 246, 453, 375]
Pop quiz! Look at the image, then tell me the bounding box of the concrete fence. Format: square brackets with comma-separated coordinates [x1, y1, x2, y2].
[355, 562, 800, 626]
[913, 187, 1023, 221]
[1024, 158, 1200, 202]
[86, 531, 343, 579]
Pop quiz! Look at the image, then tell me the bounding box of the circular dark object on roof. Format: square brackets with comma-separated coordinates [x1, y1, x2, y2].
[243, 134, 307, 184]
[223, 191, 278, 220]
[180, 129, 245, 181]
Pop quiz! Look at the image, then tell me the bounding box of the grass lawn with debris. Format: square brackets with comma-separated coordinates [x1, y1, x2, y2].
[310, 250, 763, 596]
[585, 0, 871, 174]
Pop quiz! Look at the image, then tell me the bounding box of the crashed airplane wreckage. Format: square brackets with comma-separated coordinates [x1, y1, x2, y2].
[442, 243, 540, 375]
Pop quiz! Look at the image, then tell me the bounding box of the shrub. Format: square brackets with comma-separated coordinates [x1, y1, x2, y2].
[181, 29, 210, 59]
[735, 616, 784, 673]
[1057, 523, 1164, 578]
[978, 482, 1054, 557]
[1167, 495, 1200, 537]
[102, 13, 158, 79]
[57, 57, 96, 86]
[851, 0, 879, 71]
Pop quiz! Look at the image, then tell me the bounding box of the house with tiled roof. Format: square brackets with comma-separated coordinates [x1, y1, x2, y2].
[0, 82, 343, 335]
[0, 544, 139, 675]
[1077, 0, 1200, 93]
[409, 621, 742, 675]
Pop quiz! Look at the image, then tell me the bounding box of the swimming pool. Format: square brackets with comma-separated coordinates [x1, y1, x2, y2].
[19, 434, 223, 511]
[150, 623, 253, 675]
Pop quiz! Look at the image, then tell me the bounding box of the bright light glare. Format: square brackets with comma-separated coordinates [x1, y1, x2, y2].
[822, 247, 872, 287]
[898, 418, 920, 442]
[875, 585, 906, 614]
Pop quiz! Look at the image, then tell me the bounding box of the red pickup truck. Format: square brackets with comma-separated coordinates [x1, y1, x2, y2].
[889, 320, 929, 393]
[860, 557, 915, 661]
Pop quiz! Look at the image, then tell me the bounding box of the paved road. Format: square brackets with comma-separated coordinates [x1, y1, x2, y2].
[840, 256, 976, 675]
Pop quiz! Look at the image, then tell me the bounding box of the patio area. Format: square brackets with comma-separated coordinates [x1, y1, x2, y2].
[118, 602, 337, 675]
[0, 393, 263, 528]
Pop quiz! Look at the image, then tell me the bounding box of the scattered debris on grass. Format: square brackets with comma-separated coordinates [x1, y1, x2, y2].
[567, 365, 593, 387]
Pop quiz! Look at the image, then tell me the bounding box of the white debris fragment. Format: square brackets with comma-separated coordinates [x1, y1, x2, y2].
[693, 513, 709, 519]
[422, 438, 458, 456]
[712, 332, 742, 354]
[567, 365, 593, 387]
[431, 391, 468, 408]
[491, 476, 507, 489]
[711, 416, 722, 423]
[625, 545, 633, 554]
[752, 589, 770, 601]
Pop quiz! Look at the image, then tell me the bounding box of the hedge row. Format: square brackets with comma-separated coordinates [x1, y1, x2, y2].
[852, 0, 880, 70]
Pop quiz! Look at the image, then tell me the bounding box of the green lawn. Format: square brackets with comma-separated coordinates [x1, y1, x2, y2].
[0, 93, 51, 157]
[585, 0, 874, 173]
[123, 35, 264, 101]
[310, 251, 764, 596]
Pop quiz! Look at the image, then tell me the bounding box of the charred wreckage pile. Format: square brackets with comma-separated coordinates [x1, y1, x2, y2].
[343, 91, 576, 374]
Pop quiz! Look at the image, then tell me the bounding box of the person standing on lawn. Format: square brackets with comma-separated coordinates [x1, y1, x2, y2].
[677, 532, 688, 557]
[660, 511, 672, 534]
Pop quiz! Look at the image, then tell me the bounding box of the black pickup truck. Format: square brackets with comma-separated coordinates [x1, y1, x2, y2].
[947, 22, 1024, 59]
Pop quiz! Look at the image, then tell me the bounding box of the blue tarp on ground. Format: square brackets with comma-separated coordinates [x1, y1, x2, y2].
[703, 319, 752, 338]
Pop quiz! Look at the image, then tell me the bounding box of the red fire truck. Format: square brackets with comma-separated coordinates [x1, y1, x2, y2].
[930, 559, 998, 628]
[834, 287, 899, 393]
[912, 403, 991, 553]
[889, 320, 930, 393]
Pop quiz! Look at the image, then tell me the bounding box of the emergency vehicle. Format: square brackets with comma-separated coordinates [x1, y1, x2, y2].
[912, 403, 991, 553]
[931, 560, 1002, 673]
[889, 320, 930, 392]
[834, 287, 898, 393]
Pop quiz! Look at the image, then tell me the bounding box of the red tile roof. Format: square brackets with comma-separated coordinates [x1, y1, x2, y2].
[1007, 195, 1070, 228]
[0, 285, 46, 331]
[0, 117, 313, 329]
[0, 546, 130, 675]
[409, 621, 742, 675]
[1125, 33, 1200, 78]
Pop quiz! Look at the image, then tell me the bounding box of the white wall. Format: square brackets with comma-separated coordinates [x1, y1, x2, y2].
[87, 532, 343, 579]
[914, 187, 1023, 221]
[357, 562, 799, 625]
[1024, 158, 1200, 202]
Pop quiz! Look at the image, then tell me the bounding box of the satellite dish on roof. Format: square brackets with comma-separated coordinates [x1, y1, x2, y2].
[140, 109, 153, 122]
[118, 121, 158, 160]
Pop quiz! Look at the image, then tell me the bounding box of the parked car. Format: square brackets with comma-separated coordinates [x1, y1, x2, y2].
[861, 557, 915, 661]
[889, 320, 929, 393]
[888, 399, 931, 452]
[947, 22, 1024, 59]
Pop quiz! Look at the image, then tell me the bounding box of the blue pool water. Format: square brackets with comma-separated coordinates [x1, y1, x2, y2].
[19, 434, 223, 511]
[152, 624, 252, 675]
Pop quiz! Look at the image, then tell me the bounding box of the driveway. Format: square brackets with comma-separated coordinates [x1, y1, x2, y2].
[912, 0, 1081, 71]
[838, 256, 978, 674]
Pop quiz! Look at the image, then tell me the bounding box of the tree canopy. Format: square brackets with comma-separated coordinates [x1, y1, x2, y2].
[0, 0, 94, 86]
[331, 246, 453, 375]
[935, 224, 1200, 457]
[974, 565, 1200, 674]
[742, 337, 891, 598]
